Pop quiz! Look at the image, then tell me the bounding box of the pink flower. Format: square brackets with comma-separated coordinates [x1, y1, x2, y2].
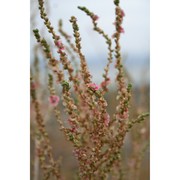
[55, 40, 65, 51]
[60, 46, 65, 51]
[88, 83, 100, 91]
[121, 9, 125, 17]
[116, 110, 129, 120]
[101, 78, 111, 88]
[104, 113, 110, 126]
[92, 15, 99, 21]
[70, 127, 77, 133]
[113, 20, 125, 34]
[118, 26, 125, 33]
[57, 48, 65, 55]
[49, 95, 60, 106]
[55, 40, 62, 47]
[120, 110, 129, 120]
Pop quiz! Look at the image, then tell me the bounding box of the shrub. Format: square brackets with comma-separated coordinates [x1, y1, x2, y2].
[30, 0, 149, 179]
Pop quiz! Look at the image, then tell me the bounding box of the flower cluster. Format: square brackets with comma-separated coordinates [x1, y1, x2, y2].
[49, 95, 60, 106]
[88, 83, 100, 91]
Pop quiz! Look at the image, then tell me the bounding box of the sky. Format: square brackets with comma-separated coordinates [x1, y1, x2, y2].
[31, 0, 149, 85]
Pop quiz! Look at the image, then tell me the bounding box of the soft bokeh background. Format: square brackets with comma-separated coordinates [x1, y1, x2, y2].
[31, 0, 149, 85]
[30, 0, 149, 179]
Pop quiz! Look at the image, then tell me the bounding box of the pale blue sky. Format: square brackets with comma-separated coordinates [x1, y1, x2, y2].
[31, 0, 149, 84]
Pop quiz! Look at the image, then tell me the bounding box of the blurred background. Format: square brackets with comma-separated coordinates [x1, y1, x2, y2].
[30, 0, 149, 179]
[31, 0, 149, 86]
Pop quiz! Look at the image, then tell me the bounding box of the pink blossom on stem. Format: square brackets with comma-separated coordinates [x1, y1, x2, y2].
[49, 95, 60, 106]
[88, 83, 100, 91]
[60, 46, 65, 51]
[116, 110, 129, 120]
[55, 40, 65, 51]
[55, 40, 62, 47]
[121, 9, 125, 17]
[120, 110, 129, 120]
[92, 15, 99, 21]
[118, 26, 125, 33]
[57, 49, 65, 55]
[70, 127, 77, 133]
[101, 78, 111, 88]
